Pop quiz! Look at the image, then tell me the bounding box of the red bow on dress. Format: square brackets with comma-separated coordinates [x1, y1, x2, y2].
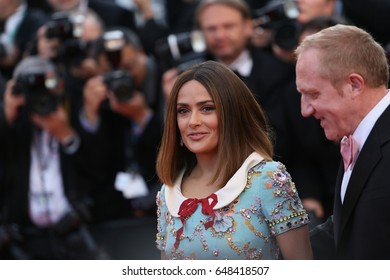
[174, 193, 218, 249]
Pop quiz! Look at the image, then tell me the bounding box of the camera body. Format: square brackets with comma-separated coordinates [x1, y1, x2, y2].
[103, 70, 135, 102]
[45, 12, 90, 66]
[254, 0, 300, 50]
[57, 39, 92, 67]
[12, 72, 61, 115]
[45, 12, 84, 41]
[101, 30, 135, 102]
[155, 31, 207, 72]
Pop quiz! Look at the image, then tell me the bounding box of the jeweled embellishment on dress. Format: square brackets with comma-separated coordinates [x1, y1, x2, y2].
[210, 211, 236, 238]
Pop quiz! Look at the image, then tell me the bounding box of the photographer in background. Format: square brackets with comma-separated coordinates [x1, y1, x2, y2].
[0, 0, 47, 80]
[252, 0, 345, 62]
[34, 10, 105, 122]
[44, 0, 167, 56]
[0, 56, 106, 259]
[78, 27, 163, 223]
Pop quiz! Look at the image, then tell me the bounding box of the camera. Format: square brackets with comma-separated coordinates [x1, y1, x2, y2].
[155, 31, 207, 72]
[57, 39, 93, 67]
[254, 0, 300, 50]
[12, 72, 61, 115]
[45, 12, 85, 41]
[101, 30, 135, 102]
[45, 12, 90, 66]
[103, 70, 135, 102]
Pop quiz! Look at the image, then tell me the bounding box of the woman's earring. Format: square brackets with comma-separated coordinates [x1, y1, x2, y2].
[180, 137, 183, 147]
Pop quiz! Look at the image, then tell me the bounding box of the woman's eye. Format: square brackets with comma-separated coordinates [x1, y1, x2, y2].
[202, 106, 215, 112]
[177, 108, 189, 114]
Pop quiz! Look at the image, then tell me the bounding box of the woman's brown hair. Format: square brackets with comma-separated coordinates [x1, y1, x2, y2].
[156, 60, 273, 187]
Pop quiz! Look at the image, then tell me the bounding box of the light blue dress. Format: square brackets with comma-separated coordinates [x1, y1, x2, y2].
[156, 153, 309, 259]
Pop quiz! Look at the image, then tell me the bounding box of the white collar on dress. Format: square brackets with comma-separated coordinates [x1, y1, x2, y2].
[165, 152, 264, 217]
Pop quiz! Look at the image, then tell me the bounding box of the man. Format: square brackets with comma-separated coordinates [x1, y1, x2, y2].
[78, 27, 163, 222]
[296, 0, 343, 24]
[45, 0, 167, 55]
[0, 0, 47, 79]
[0, 56, 105, 259]
[296, 24, 390, 259]
[46, 0, 136, 30]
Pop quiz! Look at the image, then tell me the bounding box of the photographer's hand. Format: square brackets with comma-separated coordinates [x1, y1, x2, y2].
[162, 68, 179, 102]
[0, 44, 20, 68]
[30, 106, 76, 145]
[109, 91, 152, 127]
[4, 80, 25, 125]
[82, 75, 108, 125]
[134, 0, 154, 21]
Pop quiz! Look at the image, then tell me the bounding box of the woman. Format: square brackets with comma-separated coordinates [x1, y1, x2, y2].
[155, 61, 312, 259]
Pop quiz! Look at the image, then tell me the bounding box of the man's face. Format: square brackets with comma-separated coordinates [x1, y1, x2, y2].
[0, 0, 16, 20]
[296, 0, 335, 23]
[69, 15, 103, 79]
[47, 0, 81, 11]
[98, 44, 146, 87]
[198, 4, 253, 64]
[296, 48, 355, 141]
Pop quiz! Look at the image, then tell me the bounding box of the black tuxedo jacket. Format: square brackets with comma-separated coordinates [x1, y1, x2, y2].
[333, 104, 390, 259]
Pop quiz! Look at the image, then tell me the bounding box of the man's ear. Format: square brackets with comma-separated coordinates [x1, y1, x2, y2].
[348, 73, 365, 97]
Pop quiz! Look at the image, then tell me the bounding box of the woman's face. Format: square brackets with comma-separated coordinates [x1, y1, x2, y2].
[176, 80, 219, 157]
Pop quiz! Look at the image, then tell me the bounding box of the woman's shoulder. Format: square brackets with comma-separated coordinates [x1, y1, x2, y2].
[251, 159, 288, 173]
[247, 160, 294, 190]
[156, 184, 167, 204]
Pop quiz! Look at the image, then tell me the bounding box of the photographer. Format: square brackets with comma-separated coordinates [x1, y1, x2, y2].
[0, 0, 47, 80]
[78, 27, 163, 222]
[0, 56, 106, 259]
[252, 0, 345, 62]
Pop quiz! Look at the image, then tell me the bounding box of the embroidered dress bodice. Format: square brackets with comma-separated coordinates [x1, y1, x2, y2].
[156, 153, 309, 259]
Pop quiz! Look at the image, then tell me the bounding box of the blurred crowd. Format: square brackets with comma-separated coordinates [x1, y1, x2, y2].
[0, 0, 389, 259]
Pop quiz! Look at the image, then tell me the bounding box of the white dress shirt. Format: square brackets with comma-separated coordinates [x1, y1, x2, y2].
[29, 130, 71, 227]
[340, 90, 390, 202]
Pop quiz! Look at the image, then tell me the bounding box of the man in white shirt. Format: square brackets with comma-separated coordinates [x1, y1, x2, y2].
[296, 24, 390, 259]
[0, 56, 105, 259]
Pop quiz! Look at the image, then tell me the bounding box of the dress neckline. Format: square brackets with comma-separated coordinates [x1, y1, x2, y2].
[164, 152, 264, 217]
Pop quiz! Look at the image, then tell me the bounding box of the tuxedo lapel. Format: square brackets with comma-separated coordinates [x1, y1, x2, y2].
[340, 139, 381, 235]
[333, 163, 344, 247]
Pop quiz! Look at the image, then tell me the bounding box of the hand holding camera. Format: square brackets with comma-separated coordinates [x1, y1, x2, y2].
[108, 90, 151, 126]
[11, 71, 61, 116]
[3, 79, 25, 125]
